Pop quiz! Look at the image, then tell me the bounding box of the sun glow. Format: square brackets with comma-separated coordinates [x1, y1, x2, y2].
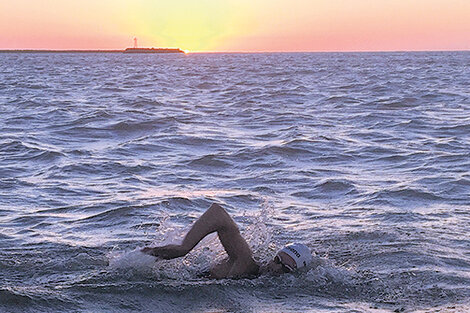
[121, 0, 255, 52]
[0, 0, 469, 51]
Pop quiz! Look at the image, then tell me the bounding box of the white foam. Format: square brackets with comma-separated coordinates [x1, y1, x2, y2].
[108, 248, 157, 271]
[305, 256, 355, 285]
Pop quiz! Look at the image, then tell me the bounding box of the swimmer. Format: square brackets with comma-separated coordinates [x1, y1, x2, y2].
[141, 203, 312, 278]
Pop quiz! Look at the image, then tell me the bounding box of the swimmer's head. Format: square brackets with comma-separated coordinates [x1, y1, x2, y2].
[268, 243, 312, 274]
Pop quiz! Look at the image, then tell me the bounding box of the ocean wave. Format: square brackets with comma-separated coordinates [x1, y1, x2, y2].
[0, 140, 64, 163]
[195, 82, 217, 89]
[107, 119, 161, 133]
[126, 97, 165, 108]
[0, 288, 37, 307]
[74, 204, 153, 224]
[230, 143, 314, 164]
[98, 86, 128, 92]
[168, 135, 228, 148]
[314, 178, 358, 194]
[187, 154, 231, 168]
[47, 163, 106, 178]
[324, 95, 361, 105]
[369, 187, 445, 204]
[437, 123, 470, 134]
[0, 286, 78, 310]
[376, 96, 419, 109]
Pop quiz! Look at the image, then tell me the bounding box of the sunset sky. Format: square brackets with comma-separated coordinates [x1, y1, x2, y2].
[0, 0, 469, 52]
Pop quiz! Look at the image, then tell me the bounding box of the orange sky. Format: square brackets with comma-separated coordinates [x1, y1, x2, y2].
[0, 0, 469, 52]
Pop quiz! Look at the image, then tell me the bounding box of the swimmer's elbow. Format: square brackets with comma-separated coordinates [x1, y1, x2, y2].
[209, 202, 227, 214]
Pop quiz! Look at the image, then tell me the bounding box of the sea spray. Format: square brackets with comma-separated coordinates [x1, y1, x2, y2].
[107, 248, 157, 272]
[242, 197, 277, 264]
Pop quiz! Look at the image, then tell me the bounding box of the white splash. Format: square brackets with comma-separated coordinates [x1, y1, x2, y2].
[107, 248, 157, 271]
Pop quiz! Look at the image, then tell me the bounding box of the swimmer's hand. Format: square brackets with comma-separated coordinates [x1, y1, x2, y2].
[141, 244, 188, 259]
[141, 247, 159, 257]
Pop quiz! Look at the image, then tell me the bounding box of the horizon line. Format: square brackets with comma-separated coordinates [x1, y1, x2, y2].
[0, 48, 469, 54]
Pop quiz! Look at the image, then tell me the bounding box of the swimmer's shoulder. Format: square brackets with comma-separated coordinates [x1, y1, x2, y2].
[208, 258, 259, 279]
[227, 258, 259, 279]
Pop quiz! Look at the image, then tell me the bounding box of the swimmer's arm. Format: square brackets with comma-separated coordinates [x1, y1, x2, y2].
[141, 244, 187, 259]
[142, 203, 254, 263]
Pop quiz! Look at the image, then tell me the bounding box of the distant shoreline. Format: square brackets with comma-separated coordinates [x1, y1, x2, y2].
[0, 50, 124, 53]
[0, 49, 468, 54]
[0, 48, 185, 54]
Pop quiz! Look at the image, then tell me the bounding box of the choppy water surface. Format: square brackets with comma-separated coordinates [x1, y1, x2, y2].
[1, 52, 470, 312]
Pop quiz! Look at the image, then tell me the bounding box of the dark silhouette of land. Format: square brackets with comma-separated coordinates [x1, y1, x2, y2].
[0, 48, 185, 54]
[124, 48, 184, 53]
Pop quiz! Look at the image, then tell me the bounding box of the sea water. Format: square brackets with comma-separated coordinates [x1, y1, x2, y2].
[1, 52, 470, 312]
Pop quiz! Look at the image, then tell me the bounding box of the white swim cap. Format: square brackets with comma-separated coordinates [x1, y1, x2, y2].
[278, 243, 312, 269]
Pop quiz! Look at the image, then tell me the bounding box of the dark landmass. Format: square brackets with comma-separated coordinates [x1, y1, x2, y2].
[0, 50, 124, 53]
[124, 48, 184, 53]
[0, 48, 185, 54]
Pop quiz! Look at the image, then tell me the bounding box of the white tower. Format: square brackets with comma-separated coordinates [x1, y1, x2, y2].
[133, 37, 138, 48]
